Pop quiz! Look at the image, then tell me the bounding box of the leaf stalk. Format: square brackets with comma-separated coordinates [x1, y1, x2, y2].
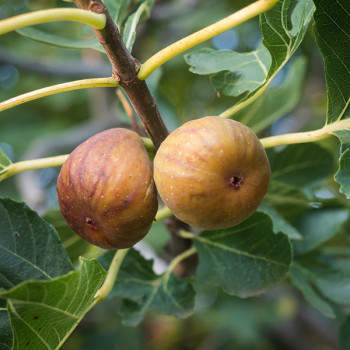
[138, 0, 279, 80]
[0, 8, 106, 35]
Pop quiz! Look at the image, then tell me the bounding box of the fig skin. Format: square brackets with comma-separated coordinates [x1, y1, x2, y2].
[56, 128, 158, 249]
[153, 116, 271, 230]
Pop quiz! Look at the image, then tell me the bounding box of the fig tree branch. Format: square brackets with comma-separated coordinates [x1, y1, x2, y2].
[138, 0, 279, 80]
[0, 77, 118, 113]
[72, 0, 169, 150]
[0, 8, 106, 35]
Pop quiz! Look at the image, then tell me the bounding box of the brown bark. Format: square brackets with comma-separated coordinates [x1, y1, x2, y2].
[73, 0, 169, 150]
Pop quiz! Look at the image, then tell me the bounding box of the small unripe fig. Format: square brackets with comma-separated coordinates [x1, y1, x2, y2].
[56, 128, 158, 249]
[153, 116, 270, 230]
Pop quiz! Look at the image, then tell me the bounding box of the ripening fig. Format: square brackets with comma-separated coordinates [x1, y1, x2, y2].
[56, 128, 158, 249]
[153, 116, 271, 230]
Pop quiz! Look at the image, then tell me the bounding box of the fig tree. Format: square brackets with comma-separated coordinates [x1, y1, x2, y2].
[56, 128, 158, 249]
[153, 116, 270, 230]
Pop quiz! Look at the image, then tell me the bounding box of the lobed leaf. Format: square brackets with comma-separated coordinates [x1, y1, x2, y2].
[0, 308, 12, 350]
[185, 0, 314, 112]
[192, 212, 292, 298]
[0, 198, 72, 291]
[234, 56, 307, 133]
[99, 249, 195, 326]
[0, 258, 106, 350]
[334, 131, 350, 199]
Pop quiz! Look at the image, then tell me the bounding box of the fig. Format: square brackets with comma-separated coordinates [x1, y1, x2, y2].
[56, 128, 158, 249]
[153, 116, 270, 230]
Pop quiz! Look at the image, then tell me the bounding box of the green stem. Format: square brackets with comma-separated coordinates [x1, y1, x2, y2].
[94, 248, 130, 303]
[0, 154, 69, 182]
[0, 8, 106, 36]
[259, 119, 350, 148]
[164, 246, 197, 278]
[179, 230, 196, 240]
[155, 206, 173, 221]
[0, 77, 118, 113]
[138, 0, 279, 80]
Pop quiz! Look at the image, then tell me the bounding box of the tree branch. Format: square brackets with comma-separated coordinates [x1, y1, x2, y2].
[72, 0, 169, 149]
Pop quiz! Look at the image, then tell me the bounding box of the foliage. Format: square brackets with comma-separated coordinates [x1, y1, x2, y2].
[0, 0, 350, 349]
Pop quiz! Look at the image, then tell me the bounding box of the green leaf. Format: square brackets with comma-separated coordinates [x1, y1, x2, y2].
[0, 149, 12, 176]
[43, 210, 91, 266]
[99, 249, 195, 326]
[313, 0, 350, 124]
[123, 0, 154, 52]
[185, 44, 271, 97]
[16, 27, 104, 53]
[339, 317, 350, 350]
[268, 143, 334, 188]
[185, 0, 314, 107]
[293, 208, 349, 254]
[258, 201, 302, 240]
[0, 198, 72, 291]
[234, 56, 307, 133]
[289, 263, 336, 318]
[0, 308, 12, 350]
[192, 212, 292, 297]
[0, 258, 106, 350]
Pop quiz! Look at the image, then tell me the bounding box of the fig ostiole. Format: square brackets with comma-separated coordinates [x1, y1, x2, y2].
[153, 116, 271, 230]
[56, 128, 158, 249]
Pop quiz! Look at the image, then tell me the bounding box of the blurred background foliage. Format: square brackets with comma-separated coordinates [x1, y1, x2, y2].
[0, 0, 342, 349]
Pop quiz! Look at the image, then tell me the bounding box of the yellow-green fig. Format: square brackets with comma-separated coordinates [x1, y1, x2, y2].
[153, 116, 270, 230]
[56, 128, 158, 249]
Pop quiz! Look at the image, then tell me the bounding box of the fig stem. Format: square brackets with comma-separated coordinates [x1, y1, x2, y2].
[164, 246, 197, 278]
[0, 154, 69, 182]
[138, 0, 279, 80]
[0, 77, 118, 113]
[259, 119, 350, 148]
[0, 8, 106, 36]
[94, 248, 130, 303]
[155, 206, 173, 221]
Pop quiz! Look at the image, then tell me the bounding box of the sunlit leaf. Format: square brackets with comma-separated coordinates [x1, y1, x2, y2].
[185, 0, 314, 112]
[192, 212, 292, 297]
[0, 258, 106, 350]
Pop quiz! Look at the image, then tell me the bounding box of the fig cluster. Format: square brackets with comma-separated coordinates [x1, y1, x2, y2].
[57, 116, 270, 249]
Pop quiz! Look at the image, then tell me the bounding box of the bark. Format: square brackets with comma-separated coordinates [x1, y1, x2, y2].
[73, 0, 169, 149]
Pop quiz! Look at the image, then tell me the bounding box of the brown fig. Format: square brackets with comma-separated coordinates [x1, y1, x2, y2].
[153, 116, 270, 230]
[56, 128, 158, 249]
